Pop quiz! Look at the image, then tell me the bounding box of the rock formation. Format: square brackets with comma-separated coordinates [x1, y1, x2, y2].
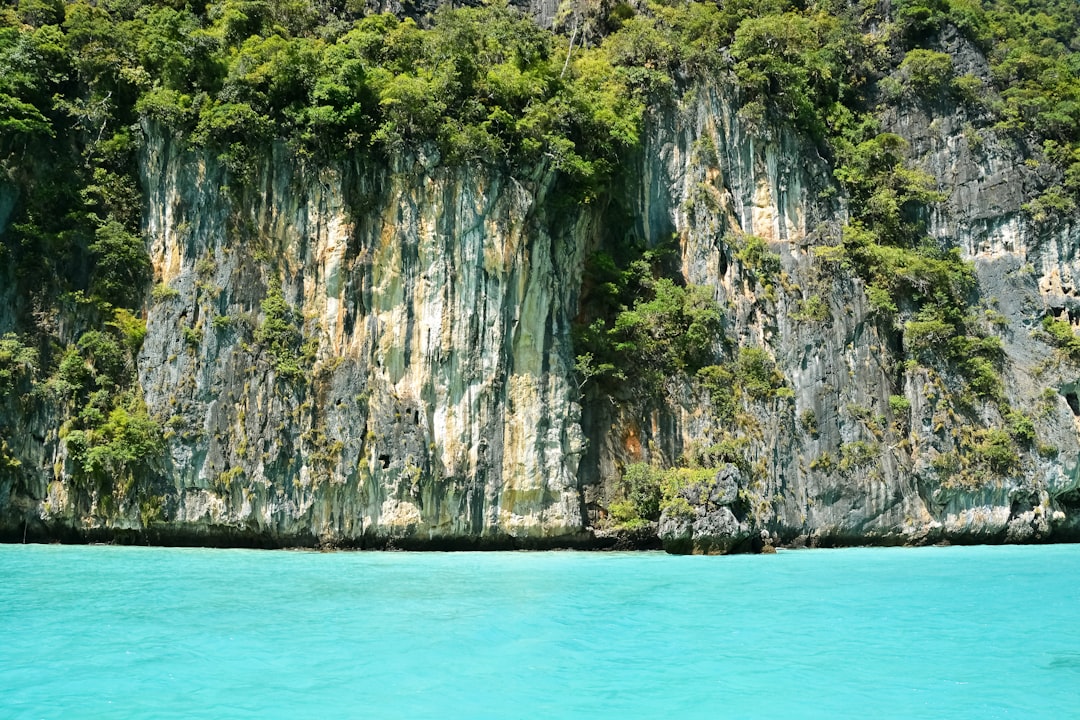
[2, 9, 1078, 553]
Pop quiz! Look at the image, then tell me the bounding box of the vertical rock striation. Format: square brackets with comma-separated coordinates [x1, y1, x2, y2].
[3, 73, 1080, 551]
[134, 130, 597, 546]
[586, 79, 1080, 552]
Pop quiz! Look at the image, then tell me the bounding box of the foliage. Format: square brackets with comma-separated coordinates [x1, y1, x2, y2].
[809, 451, 835, 472]
[730, 10, 866, 137]
[613, 457, 745, 527]
[40, 0, 645, 186]
[1005, 409, 1035, 446]
[897, 49, 954, 97]
[1041, 316, 1080, 361]
[45, 313, 165, 512]
[839, 440, 878, 471]
[255, 281, 310, 381]
[64, 397, 164, 510]
[617, 462, 664, 522]
[89, 221, 151, 308]
[982, 0, 1080, 219]
[574, 245, 723, 396]
[0, 333, 37, 394]
[824, 128, 1001, 398]
[108, 308, 147, 350]
[151, 283, 180, 302]
[697, 364, 736, 420]
[75, 329, 128, 389]
[888, 394, 911, 414]
[834, 134, 946, 245]
[734, 347, 787, 400]
[970, 427, 1019, 475]
[0, 0, 1074, 236]
[608, 499, 648, 529]
[934, 425, 1023, 487]
[692, 347, 789, 424]
[793, 294, 830, 321]
[733, 234, 781, 278]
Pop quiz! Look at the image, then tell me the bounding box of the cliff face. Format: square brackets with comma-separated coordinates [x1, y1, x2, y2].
[3, 72, 1079, 551]
[592, 79, 1080, 550]
[120, 129, 595, 546]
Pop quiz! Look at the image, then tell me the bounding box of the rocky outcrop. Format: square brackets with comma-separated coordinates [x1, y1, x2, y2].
[658, 464, 752, 554]
[586, 77, 1080, 552]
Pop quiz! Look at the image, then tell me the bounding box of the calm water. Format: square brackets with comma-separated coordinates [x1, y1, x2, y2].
[0, 544, 1077, 719]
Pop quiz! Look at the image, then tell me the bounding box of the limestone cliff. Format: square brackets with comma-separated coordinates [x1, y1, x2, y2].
[2, 68, 1079, 551]
[590, 79, 1080, 551]
[134, 130, 594, 546]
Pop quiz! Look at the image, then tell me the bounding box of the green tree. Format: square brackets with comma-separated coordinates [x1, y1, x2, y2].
[89, 220, 150, 308]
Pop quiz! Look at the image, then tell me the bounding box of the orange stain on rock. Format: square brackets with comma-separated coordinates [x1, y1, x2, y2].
[623, 426, 643, 460]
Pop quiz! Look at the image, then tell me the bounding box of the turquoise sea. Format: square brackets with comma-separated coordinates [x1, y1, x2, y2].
[0, 544, 1077, 719]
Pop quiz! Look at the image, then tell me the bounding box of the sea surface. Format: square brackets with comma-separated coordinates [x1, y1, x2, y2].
[0, 543, 1077, 719]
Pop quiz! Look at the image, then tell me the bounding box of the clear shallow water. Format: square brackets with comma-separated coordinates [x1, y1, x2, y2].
[0, 544, 1077, 719]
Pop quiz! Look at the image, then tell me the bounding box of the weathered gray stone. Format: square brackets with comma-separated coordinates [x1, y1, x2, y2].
[691, 506, 750, 555]
[657, 508, 694, 554]
[710, 466, 740, 506]
[658, 504, 750, 555]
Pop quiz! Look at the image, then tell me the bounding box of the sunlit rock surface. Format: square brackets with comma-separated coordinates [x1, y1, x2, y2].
[3, 75, 1079, 552]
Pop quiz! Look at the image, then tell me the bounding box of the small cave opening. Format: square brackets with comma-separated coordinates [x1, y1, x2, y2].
[1058, 489, 1080, 513]
[1046, 305, 1080, 328]
[1065, 392, 1080, 417]
[378, 453, 390, 469]
[413, 409, 420, 425]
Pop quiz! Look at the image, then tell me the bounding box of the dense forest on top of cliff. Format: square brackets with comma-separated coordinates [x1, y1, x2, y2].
[2, 0, 1078, 232]
[0, 0, 1078, 519]
[1, 0, 1077, 306]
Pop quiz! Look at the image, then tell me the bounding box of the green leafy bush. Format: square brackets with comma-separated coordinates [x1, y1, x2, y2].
[734, 234, 782, 278]
[574, 246, 723, 396]
[735, 347, 786, 399]
[898, 49, 954, 96]
[731, 11, 863, 137]
[0, 333, 37, 394]
[697, 364, 736, 420]
[255, 282, 314, 381]
[76, 330, 128, 389]
[108, 308, 147, 350]
[1041, 316, 1080, 360]
[89, 221, 151, 309]
[794, 294, 830, 321]
[888, 394, 911, 414]
[619, 462, 664, 521]
[65, 397, 164, 507]
[970, 428, 1019, 475]
[839, 440, 878, 471]
[1005, 410, 1036, 446]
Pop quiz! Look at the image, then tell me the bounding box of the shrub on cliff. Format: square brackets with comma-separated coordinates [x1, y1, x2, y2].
[89, 221, 151, 309]
[574, 245, 723, 397]
[255, 282, 312, 381]
[0, 334, 37, 394]
[898, 49, 954, 96]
